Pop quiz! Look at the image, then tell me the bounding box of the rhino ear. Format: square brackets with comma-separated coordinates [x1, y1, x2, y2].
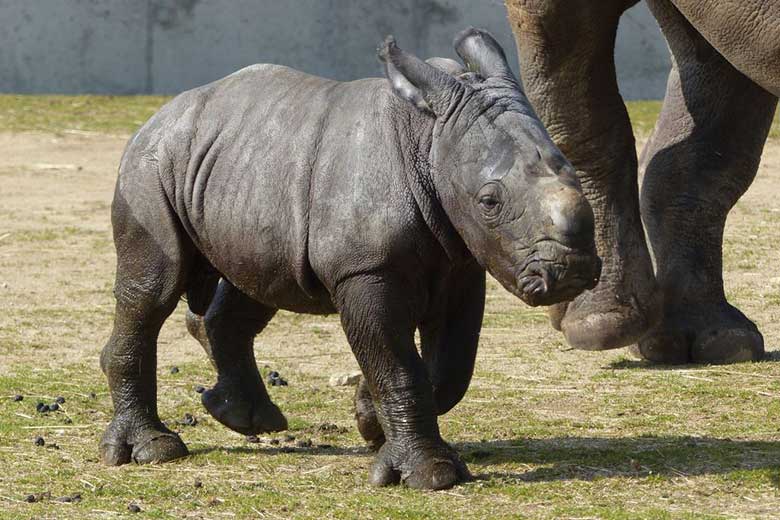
[454, 27, 518, 83]
[425, 57, 467, 77]
[378, 36, 463, 116]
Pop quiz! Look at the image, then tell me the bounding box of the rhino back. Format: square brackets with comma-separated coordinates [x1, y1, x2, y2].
[123, 64, 439, 312]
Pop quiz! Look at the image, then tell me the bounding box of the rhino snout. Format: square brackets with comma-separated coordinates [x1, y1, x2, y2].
[542, 181, 596, 252]
[516, 248, 601, 307]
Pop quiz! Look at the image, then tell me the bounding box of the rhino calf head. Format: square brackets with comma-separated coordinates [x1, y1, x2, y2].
[381, 28, 600, 306]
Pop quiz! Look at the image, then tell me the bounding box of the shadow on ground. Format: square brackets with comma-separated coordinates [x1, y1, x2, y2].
[456, 436, 780, 484]
[190, 434, 780, 485]
[606, 351, 780, 370]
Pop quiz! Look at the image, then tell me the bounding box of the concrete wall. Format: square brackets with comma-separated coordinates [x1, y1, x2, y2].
[0, 0, 671, 99]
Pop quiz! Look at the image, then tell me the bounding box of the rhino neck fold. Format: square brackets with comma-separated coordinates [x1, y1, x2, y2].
[399, 115, 470, 264]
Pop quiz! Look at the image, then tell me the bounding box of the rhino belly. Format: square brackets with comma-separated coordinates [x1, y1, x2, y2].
[198, 222, 336, 316]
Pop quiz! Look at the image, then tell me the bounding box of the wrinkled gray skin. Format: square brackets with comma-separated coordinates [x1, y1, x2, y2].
[504, 0, 779, 363]
[101, 28, 599, 490]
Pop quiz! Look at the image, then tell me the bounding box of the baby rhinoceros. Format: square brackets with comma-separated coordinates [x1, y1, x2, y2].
[100, 28, 600, 490]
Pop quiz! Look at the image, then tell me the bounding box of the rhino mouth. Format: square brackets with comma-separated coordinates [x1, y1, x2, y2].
[515, 244, 601, 307]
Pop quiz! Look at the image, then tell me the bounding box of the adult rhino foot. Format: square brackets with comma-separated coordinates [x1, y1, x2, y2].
[634, 302, 764, 364]
[202, 382, 287, 435]
[370, 438, 470, 490]
[100, 416, 189, 465]
[354, 376, 385, 451]
[550, 278, 662, 350]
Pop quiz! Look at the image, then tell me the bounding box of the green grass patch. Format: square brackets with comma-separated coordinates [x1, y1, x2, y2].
[1, 95, 778, 140]
[626, 100, 663, 138]
[626, 100, 780, 139]
[3, 358, 779, 519]
[0, 95, 171, 134]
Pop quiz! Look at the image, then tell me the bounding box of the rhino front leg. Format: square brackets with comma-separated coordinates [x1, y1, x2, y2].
[353, 264, 485, 451]
[337, 274, 469, 490]
[505, 0, 661, 350]
[199, 280, 288, 434]
[421, 263, 485, 415]
[636, 0, 778, 363]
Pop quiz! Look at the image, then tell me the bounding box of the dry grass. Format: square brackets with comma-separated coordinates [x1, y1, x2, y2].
[2, 98, 780, 519]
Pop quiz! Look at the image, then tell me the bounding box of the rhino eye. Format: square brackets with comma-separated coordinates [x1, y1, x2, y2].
[479, 195, 499, 210]
[477, 183, 503, 217]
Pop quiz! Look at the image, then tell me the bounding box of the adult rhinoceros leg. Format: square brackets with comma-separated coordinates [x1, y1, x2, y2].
[504, 0, 662, 351]
[637, 0, 778, 363]
[198, 280, 288, 434]
[337, 274, 469, 490]
[353, 263, 485, 450]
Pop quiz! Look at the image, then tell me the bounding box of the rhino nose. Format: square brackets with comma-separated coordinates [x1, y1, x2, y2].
[544, 182, 595, 250]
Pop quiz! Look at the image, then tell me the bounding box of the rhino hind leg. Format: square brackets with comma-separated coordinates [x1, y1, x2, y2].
[636, 0, 778, 363]
[199, 280, 288, 435]
[185, 308, 213, 363]
[100, 184, 193, 465]
[184, 261, 220, 364]
[354, 376, 385, 451]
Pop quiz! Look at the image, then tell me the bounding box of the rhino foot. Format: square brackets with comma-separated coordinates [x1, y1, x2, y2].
[202, 382, 287, 435]
[551, 277, 662, 351]
[633, 302, 764, 364]
[369, 438, 470, 490]
[100, 415, 189, 465]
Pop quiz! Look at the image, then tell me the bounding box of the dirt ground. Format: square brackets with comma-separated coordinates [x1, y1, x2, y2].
[2, 131, 780, 519]
[3, 131, 780, 369]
